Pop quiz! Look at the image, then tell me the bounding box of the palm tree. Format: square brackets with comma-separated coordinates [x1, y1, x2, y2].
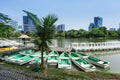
[23, 10, 58, 72]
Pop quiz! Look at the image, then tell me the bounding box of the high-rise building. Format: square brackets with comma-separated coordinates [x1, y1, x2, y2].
[94, 16, 103, 28]
[23, 16, 36, 33]
[57, 24, 65, 32]
[88, 23, 94, 31]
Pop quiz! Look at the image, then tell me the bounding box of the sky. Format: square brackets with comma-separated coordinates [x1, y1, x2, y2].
[0, 0, 120, 30]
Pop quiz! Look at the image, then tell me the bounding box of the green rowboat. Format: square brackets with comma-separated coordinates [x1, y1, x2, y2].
[47, 51, 59, 65]
[87, 56, 110, 68]
[58, 52, 71, 69]
[76, 52, 89, 58]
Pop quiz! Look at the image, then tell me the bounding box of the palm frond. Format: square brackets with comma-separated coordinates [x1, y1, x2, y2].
[23, 10, 42, 30]
[24, 10, 58, 51]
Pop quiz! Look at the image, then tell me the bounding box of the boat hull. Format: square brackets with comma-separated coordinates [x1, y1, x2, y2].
[58, 64, 71, 69]
[72, 59, 96, 72]
[87, 59, 110, 68]
[47, 60, 58, 65]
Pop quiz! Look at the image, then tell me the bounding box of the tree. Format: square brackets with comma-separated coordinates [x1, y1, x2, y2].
[0, 13, 15, 39]
[77, 29, 89, 38]
[0, 23, 15, 38]
[0, 13, 11, 23]
[108, 30, 118, 37]
[117, 28, 120, 37]
[14, 31, 22, 37]
[89, 28, 105, 38]
[99, 26, 107, 37]
[56, 31, 65, 37]
[25, 31, 32, 36]
[23, 10, 58, 72]
[66, 29, 78, 38]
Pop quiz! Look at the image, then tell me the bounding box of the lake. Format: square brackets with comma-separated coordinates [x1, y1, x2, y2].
[98, 54, 120, 73]
[56, 38, 120, 48]
[56, 38, 120, 73]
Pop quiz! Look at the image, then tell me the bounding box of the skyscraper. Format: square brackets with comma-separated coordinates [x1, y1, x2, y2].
[23, 16, 36, 33]
[94, 16, 103, 28]
[57, 24, 65, 31]
[88, 23, 94, 31]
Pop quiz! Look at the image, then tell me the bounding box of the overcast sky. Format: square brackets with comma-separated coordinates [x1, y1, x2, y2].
[1, 0, 120, 30]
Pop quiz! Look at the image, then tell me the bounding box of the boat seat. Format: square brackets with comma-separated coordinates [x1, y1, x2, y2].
[88, 56, 100, 62]
[103, 62, 108, 64]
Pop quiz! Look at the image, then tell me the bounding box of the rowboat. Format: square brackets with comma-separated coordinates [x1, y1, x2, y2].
[58, 52, 71, 69]
[13, 55, 34, 65]
[76, 52, 89, 58]
[30, 51, 41, 57]
[47, 51, 59, 65]
[87, 56, 110, 68]
[29, 57, 41, 64]
[70, 52, 96, 72]
[29, 51, 48, 64]
[69, 52, 79, 59]
[19, 50, 34, 56]
[5, 54, 25, 62]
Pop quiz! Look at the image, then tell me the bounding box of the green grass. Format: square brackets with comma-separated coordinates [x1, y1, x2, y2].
[1, 62, 120, 79]
[0, 61, 31, 72]
[46, 68, 120, 79]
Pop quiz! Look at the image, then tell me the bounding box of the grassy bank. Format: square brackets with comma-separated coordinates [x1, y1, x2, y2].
[46, 68, 120, 79]
[0, 62, 120, 79]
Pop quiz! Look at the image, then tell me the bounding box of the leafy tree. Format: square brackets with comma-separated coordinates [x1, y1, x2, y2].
[89, 28, 105, 38]
[0, 13, 16, 39]
[0, 13, 11, 23]
[99, 26, 107, 37]
[108, 30, 118, 37]
[117, 28, 120, 37]
[66, 29, 78, 38]
[56, 31, 65, 37]
[25, 31, 32, 36]
[14, 31, 22, 37]
[77, 29, 89, 38]
[6, 25, 15, 38]
[23, 10, 58, 72]
[0, 23, 15, 38]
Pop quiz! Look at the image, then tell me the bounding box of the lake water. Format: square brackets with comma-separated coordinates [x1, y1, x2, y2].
[56, 38, 120, 73]
[56, 38, 120, 48]
[98, 54, 120, 73]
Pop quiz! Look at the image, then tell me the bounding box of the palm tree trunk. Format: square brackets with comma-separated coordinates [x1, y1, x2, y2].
[41, 45, 44, 73]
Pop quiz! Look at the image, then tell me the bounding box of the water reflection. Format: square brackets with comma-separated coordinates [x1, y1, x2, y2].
[56, 38, 120, 48]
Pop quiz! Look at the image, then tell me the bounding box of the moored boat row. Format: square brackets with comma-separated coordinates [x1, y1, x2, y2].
[2, 50, 110, 72]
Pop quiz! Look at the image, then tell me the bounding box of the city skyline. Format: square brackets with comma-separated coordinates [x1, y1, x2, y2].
[1, 0, 120, 30]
